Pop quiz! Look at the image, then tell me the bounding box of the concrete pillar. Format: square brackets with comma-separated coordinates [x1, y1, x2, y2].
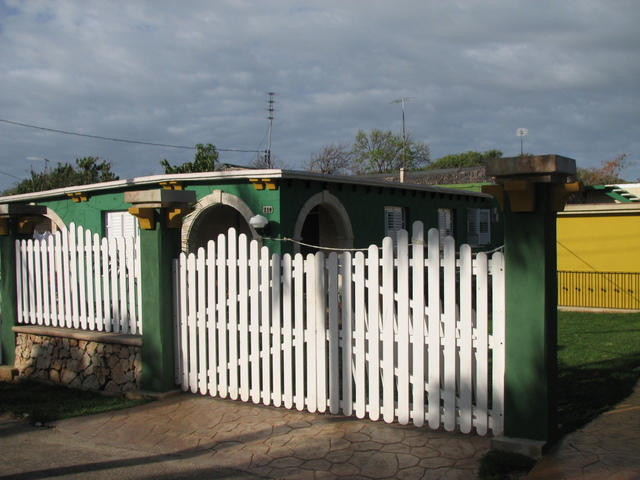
[482, 155, 580, 455]
[125, 188, 194, 393]
[0, 205, 47, 367]
[0, 228, 18, 366]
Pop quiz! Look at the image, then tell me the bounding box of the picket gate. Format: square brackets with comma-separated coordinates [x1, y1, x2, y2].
[15, 223, 141, 334]
[174, 222, 505, 435]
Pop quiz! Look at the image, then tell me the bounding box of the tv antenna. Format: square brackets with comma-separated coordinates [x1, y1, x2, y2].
[517, 128, 528, 156]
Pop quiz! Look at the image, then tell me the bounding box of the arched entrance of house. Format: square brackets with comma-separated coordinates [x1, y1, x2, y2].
[293, 191, 354, 255]
[182, 190, 260, 253]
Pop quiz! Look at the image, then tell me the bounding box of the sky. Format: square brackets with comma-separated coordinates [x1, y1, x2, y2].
[1, 0, 640, 192]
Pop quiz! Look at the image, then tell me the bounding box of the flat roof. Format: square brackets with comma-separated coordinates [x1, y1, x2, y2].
[0, 169, 492, 203]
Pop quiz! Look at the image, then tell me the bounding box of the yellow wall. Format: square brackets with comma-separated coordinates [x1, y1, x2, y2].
[557, 204, 640, 273]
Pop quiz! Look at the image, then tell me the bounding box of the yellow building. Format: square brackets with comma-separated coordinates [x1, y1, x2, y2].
[557, 185, 640, 309]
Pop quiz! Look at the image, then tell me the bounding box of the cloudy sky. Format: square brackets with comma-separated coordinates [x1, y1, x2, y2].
[1, 1, 639, 192]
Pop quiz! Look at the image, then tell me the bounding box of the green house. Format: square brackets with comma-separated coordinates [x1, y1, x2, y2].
[0, 169, 503, 254]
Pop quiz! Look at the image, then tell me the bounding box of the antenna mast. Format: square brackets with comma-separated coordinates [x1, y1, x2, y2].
[266, 92, 275, 168]
[390, 97, 412, 182]
[517, 128, 528, 156]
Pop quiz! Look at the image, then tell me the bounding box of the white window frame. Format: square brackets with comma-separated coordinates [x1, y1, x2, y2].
[467, 208, 491, 246]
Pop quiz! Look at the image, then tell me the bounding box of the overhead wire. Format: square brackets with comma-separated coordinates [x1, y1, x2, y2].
[0, 118, 261, 153]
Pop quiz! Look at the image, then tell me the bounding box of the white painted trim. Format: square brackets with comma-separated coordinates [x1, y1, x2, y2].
[292, 190, 354, 254]
[182, 190, 262, 253]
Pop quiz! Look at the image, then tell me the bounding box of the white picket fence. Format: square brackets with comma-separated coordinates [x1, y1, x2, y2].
[16, 223, 141, 334]
[174, 222, 505, 435]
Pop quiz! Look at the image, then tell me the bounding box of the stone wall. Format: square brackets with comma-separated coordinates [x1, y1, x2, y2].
[13, 325, 142, 393]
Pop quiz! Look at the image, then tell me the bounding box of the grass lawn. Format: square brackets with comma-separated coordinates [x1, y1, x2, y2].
[480, 309, 640, 479]
[557, 309, 640, 435]
[0, 379, 151, 425]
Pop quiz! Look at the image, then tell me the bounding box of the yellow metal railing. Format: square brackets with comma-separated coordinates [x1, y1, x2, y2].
[558, 271, 640, 310]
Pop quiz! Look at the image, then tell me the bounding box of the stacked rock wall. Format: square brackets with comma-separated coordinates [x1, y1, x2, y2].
[13, 326, 141, 393]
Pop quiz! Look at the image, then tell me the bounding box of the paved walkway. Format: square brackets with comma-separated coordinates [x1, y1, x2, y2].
[525, 381, 640, 479]
[6, 393, 490, 479]
[3, 382, 640, 479]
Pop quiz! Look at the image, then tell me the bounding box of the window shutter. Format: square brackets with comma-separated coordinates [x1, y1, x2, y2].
[467, 208, 491, 246]
[385, 206, 405, 245]
[106, 211, 139, 240]
[438, 208, 453, 247]
[478, 209, 491, 245]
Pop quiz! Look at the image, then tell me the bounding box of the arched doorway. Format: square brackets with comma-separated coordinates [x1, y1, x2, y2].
[182, 190, 260, 253]
[293, 191, 354, 255]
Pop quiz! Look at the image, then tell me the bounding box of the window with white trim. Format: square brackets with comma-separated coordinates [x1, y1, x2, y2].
[384, 206, 406, 245]
[467, 208, 491, 246]
[438, 208, 454, 247]
[105, 211, 140, 241]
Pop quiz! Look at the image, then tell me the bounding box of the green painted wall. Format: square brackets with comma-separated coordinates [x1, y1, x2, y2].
[278, 180, 501, 252]
[10, 175, 503, 254]
[37, 192, 133, 235]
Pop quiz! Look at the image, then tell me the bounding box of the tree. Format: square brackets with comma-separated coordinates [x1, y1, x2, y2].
[426, 149, 503, 170]
[160, 143, 219, 174]
[575, 154, 632, 186]
[3, 156, 119, 195]
[305, 142, 352, 174]
[351, 129, 430, 174]
[250, 151, 285, 169]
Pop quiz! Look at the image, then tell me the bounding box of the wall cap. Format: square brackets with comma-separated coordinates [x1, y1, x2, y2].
[12, 325, 142, 347]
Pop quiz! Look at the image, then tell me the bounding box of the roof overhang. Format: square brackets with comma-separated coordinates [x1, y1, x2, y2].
[0, 169, 493, 203]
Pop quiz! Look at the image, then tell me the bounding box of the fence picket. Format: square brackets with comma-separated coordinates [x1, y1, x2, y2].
[367, 244, 381, 422]
[341, 251, 354, 417]
[315, 252, 327, 413]
[197, 248, 207, 395]
[442, 236, 457, 431]
[306, 253, 318, 413]
[48, 236, 58, 327]
[427, 228, 442, 429]
[327, 252, 340, 415]
[77, 226, 87, 330]
[475, 252, 489, 435]
[117, 238, 128, 333]
[397, 230, 410, 425]
[187, 251, 198, 393]
[282, 254, 293, 409]
[491, 252, 506, 434]
[207, 240, 218, 396]
[125, 237, 137, 334]
[238, 234, 250, 403]
[381, 236, 395, 424]
[228, 229, 239, 401]
[249, 241, 260, 403]
[271, 252, 282, 407]
[85, 230, 95, 331]
[353, 251, 366, 419]
[178, 252, 189, 390]
[411, 222, 426, 427]
[458, 244, 474, 433]
[217, 234, 228, 398]
[260, 245, 271, 405]
[292, 253, 305, 411]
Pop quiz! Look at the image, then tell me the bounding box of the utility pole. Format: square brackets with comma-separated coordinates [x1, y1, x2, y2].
[390, 97, 411, 182]
[266, 92, 275, 168]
